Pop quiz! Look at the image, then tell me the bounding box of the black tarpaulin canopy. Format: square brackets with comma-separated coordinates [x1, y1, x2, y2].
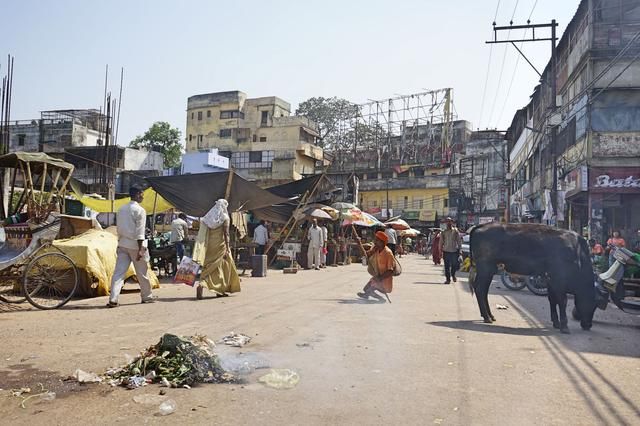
[252, 174, 337, 224]
[145, 171, 288, 217]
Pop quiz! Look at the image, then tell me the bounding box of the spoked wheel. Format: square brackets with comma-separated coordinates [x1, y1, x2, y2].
[525, 275, 549, 296]
[0, 275, 27, 304]
[500, 271, 527, 291]
[23, 252, 79, 309]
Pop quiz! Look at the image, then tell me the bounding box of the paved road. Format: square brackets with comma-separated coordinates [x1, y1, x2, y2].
[0, 254, 639, 425]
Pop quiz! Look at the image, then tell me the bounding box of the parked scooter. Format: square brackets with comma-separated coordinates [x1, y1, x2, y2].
[574, 247, 640, 319]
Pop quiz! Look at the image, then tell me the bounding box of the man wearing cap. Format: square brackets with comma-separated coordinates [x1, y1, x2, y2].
[440, 217, 462, 284]
[357, 230, 395, 302]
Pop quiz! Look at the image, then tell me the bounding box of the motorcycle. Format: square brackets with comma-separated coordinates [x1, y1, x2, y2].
[499, 265, 549, 296]
[574, 247, 640, 319]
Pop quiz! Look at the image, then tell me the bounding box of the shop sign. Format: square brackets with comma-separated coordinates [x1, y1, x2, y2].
[479, 216, 495, 224]
[590, 167, 640, 193]
[564, 165, 588, 197]
[419, 210, 436, 221]
[403, 210, 420, 220]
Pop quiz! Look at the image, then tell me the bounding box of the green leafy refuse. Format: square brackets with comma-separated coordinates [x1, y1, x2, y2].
[109, 334, 235, 387]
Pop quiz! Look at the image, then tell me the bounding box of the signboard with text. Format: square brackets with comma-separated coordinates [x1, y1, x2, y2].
[589, 167, 640, 193]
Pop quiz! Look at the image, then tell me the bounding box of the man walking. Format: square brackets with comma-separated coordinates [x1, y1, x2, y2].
[385, 224, 398, 255]
[170, 212, 189, 261]
[106, 187, 156, 307]
[307, 219, 324, 270]
[440, 217, 462, 284]
[253, 220, 269, 255]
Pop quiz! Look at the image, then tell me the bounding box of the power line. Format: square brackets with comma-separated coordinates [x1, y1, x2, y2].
[497, 0, 539, 125]
[478, 0, 502, 128]
[487, 0, 520, 128]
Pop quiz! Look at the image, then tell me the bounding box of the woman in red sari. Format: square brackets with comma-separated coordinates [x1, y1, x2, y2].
[431, 229, 442, 265]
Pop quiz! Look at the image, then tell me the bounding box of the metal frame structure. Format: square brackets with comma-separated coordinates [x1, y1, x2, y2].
[328, 89, 455, 172]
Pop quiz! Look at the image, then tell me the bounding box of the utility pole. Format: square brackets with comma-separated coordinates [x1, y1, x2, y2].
[487, 19, 559, 224]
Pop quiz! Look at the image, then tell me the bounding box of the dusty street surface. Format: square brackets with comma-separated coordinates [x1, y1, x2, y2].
[0, 254, 639, 425]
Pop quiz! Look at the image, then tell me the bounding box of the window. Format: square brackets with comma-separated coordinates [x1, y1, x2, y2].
[261, 111, 268, 125]
[18, 134, 25, 146]
[197, 111, 202, 120]
[189, 135, 192, 142]
[231, 151, 275, 169]
[207, 110, 211, 118]
[259, 136, 267, 142]
[253, 134, 257, 142]
[219, 129, 232, 138]
[403, 196, 409, 209]
[444, 199, 449, 208]
[249, 151, 263, 162]
[191, 112, 194, 120]
[220, 110, 244, 119]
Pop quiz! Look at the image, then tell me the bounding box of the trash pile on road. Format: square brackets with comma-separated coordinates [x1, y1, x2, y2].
[220, 331, 251, 347]
[106, 333, 235, 388]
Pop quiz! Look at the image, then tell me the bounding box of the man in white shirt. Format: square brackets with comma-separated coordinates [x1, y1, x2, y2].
[385, 224, 398, 255]
[107, 187, 156, 307]
[307, 219, 324, 270]
[253, 220, 269, 255]
[320, 223, 329, 268]
[170, 213, 189, 261]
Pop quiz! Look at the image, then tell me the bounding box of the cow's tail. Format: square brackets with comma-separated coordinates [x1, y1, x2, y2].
[467, 225, 479, 297]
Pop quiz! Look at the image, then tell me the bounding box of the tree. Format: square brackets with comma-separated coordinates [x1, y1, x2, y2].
[129, 122, 182, 169]
[295, 97, 358, 148]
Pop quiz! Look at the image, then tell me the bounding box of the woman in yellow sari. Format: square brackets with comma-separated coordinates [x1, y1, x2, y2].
[357, 231, 395, 303]
[193, 199, 241, 299]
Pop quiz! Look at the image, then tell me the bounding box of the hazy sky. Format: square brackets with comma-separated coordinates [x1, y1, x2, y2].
[2, 0, 579, 146]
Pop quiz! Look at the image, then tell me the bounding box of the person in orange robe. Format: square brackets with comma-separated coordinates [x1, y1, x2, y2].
[357, 231, 395, 303]
[431, 229, 442, 265]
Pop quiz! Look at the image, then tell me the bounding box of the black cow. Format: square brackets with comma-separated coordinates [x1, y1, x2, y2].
[469, 223, 596, 333]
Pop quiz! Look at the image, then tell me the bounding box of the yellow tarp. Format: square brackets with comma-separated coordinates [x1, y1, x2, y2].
[72, 188, 175, 214]
[51, 229, 160, 297]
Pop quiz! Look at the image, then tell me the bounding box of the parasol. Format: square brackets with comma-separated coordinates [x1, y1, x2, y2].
[306, 208, 333, 220]
[401, 228, 421, 237]
[343, 212, 384, 228]
[385, 219, 410, 231]
[331, 202, 364, 221]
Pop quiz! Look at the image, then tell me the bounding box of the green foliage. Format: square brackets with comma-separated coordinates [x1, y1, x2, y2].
[129, 122, 183, 169]
[295, 97, 358, 147]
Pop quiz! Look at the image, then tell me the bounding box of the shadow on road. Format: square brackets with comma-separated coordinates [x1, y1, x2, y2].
[315, 298, 386, 305]
[427, 320, 554, 336]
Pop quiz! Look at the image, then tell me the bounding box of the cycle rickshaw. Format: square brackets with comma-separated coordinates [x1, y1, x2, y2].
[0, 152, 79, 309]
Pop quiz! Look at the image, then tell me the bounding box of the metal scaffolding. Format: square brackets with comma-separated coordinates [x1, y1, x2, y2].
[328, 88, 455, 172]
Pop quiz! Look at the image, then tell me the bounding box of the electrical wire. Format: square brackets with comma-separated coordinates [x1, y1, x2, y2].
[478, 0, 502, 128]
[496, 0, 539, 125]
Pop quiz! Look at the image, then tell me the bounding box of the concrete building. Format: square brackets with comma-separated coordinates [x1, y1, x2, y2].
[63, 146, 163, 194]
[358, 168, 450, 229]
[450, 130, 508, 227]
[185, 91, 326, 184]
[181, 149, 229, 174]
[8, 109, 109, 153]
[506, 0, 640, 243]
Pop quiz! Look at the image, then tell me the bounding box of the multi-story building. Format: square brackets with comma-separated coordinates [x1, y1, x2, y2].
[507, 0, 640, 244]
[63, 146, 163, 194]
[181, 149, 229, 175]
[450, 130, 508, 227]
[185, 91, 326, 185]
[8, 109, 109, 153]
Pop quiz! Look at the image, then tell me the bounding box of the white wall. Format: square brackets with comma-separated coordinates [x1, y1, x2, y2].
[181, 149, 229, 174]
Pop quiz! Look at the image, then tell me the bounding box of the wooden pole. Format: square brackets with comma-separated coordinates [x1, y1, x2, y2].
[224, 170, 234, 200]
[151, 190, 159, 236]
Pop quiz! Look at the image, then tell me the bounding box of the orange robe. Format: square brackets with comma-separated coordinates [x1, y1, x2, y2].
[367, 246, 395, 293]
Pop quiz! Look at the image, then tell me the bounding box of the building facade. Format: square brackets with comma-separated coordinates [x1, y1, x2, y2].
[451, 130, 508, 227]
[181, 149, 229, 174]
[8, 110, 109, 153]
[185, 91, 326, 184]
[507, 0, 640, 244]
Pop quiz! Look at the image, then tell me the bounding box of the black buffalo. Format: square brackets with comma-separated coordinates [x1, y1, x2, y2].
[469, 223, 596, 332]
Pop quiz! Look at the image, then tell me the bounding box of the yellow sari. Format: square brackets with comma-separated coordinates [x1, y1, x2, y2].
[193, 224, 241, 294]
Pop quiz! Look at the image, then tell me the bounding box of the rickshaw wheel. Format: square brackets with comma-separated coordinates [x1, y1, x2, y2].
[23, 252, 79, 310]
[0, 275, 27, 304]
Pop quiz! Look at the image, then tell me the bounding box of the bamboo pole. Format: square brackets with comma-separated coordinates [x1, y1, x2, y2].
[40, 163, 47, 206]
[151, 190, 159, 236]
